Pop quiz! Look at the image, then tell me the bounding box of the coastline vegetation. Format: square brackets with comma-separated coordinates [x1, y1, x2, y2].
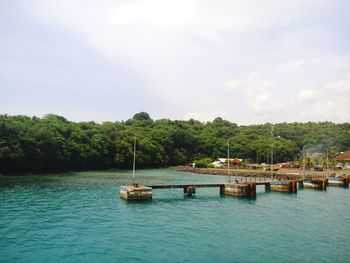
[0, 112, 349, 174]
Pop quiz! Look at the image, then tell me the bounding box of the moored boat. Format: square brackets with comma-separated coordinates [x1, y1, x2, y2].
[302, 178, 327, 190]
[327, 176, 349, 187]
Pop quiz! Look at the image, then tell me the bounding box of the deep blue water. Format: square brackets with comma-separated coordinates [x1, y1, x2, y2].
[1, 169, 349, 263]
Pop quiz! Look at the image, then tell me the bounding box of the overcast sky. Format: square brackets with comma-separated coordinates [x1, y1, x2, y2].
[1, 0, 349, 124]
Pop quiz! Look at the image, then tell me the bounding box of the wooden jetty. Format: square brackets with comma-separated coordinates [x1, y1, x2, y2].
[148, 184, 225, 196]
[121, 176, 349, 201]
[147, 182, 274, 198]
[148, 180, 303, 198]
[120, 171, 348, 201]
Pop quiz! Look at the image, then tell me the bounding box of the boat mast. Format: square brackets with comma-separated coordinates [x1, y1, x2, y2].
[227, 140, 231, 183]
[132, 136, 136, 185]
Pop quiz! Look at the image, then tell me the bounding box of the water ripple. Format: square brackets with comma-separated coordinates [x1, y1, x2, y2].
[1, 169, 349, 262]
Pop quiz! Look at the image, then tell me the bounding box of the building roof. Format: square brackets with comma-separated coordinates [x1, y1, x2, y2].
[336, 151, 350, 161]
[218, 158, 242, 164]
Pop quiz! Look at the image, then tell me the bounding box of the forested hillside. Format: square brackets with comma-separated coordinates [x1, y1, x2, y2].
[1, 113, 349, 173]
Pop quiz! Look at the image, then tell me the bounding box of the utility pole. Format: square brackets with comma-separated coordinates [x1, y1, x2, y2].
[271, 124, 274, 178]
[227, 140, 231, 183]
[303, 146, 306, 178]
[132, 136, 136, 186]
[326, 148, 329, 175]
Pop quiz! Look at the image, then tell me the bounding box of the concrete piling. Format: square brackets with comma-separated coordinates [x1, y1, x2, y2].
[223, 182, 256, 197]
[268, 180, 298, 193]
[184, 186, 196, 196]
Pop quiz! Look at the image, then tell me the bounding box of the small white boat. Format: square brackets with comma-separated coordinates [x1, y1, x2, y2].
[327, 176, 349, 187]
[302, 178, 327, 190]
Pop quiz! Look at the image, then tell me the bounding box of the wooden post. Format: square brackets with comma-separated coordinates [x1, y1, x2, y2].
[250, 183, 256, 197]
[220, 186, 225, 195]
[298, 180, 304, 188]
[341, 175, 350, 188]
[322, 178, 327, 191]
[289, 180, 297, 193]
[185, 186, 196, 196]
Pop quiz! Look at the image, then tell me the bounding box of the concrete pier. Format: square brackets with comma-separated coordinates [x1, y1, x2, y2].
[268, 180, 298, 193]
[122, 175, 340, 201]
[222, 182, 256, 197]
[120, 185, 153, 200]
[149, 184, 225, 197]
[148, 183, 258, 197]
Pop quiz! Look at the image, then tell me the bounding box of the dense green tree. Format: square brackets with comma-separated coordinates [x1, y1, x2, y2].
[132, 112, 152, 121]
[0, 113, 349, 173]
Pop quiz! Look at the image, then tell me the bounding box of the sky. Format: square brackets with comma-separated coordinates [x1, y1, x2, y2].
[1, 0, 350, 124]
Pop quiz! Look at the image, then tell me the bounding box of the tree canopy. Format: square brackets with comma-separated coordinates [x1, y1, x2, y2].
[132, 112, 152, 121]
[0, 113, 349, 173]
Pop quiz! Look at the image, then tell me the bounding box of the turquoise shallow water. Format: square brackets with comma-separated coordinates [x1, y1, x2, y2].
[1, 169, 350, 263]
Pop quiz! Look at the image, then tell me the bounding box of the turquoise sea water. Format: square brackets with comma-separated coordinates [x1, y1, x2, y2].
[1, 169, 349, 263]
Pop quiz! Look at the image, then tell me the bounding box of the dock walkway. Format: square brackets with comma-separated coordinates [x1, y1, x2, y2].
[148, 183, 225, 196]
[148, 183, 224, 189]
[147, 182, 271, 196]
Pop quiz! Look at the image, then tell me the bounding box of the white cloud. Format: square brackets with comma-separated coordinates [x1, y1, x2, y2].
[13, 0, 350, 123]
[297, 89, 319, 102]
[326, 80, 350, 93]
[223, 55, 350, 123]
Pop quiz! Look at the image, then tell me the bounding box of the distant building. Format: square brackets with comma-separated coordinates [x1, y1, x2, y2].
[212, 161, 223, 168]
[336, 151, 350, 169]
[212, 158, 243, 167]
[280, 163, 292, 169]
[280, 163, 301, 169]
[246, 163, 260, 169]
[218, 158, 243, 164]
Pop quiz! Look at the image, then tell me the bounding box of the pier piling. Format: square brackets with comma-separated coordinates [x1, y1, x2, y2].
[223, 182, 256, 197]
[184, 186, 196, 196]
[268, 180, 298, 193]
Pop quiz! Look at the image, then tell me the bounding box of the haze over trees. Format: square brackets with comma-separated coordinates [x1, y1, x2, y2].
[0, 113, 349, 173]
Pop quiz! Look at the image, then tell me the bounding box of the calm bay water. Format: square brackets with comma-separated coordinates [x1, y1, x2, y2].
[1, 169, 349, 263]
